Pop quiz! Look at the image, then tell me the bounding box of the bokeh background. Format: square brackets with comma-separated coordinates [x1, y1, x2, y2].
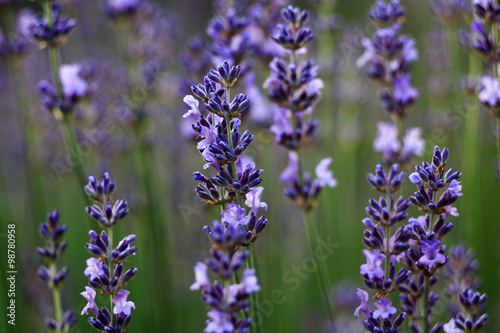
[0, 0, 498, 332]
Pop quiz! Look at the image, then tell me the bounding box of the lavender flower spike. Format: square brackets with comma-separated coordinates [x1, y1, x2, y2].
[37, 211, 76, 332]
[81, 172, 137, 332]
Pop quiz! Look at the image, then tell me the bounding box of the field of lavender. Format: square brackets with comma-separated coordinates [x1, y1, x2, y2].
[0, 0, 498, 332]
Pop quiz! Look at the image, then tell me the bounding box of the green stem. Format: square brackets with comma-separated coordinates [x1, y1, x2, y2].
[303, 211, 335, 320]
[61, 118, 87, 192]
[50, 263, 64, 332]
[247, 247, 262, 333]
[423, 275, 430, 333]
[107, 226, 114, 321]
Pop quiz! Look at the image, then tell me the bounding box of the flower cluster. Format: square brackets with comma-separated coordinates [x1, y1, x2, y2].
[265, 6, 337, 210]
[185, 60, 267, 331]
[471, 1, 500, 117]
[399, 147, 463, 332]
[29, 2, 76, 48]
[355, 164, 410, 331]
[358, 0, 419, 120]
[354, 289, 406, 333]
[443, 289, 489, 333]
[39, 63, 89, 115]
[81, 173, 138, 332]
[444, 244, 482, 317]
[190, 229, 261, 333]
[37, 210, 76, 332]
[373, 122, 425, 166]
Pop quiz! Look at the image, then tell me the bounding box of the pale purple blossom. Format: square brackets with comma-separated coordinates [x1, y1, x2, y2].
[478, 76, 500, 107]
[59, 64, 88, 99]
[417, 239, 447, 271]
[239, 268, 261, 294]
[401, 36, 418, 62]
[190, 262, 211, 291]
[84, 257, 105, 280]
[393, 74, 419, 104]
[205, 309, 234, 333]
[402, 127, 425, 157]
[360, 249, 385, 280]
[373, 298, 397, 319]
[183, 95, 202, 120]
[356, 38, 376, 67]
[373, 122, 401, 159]
[354, 288, 371, 317]
[279, 151, 299, 183]
[80, 286, 99, 315]
[269, 108, 294, 143]
[112, 290, 136, 316]
[245, 187, 268, 216]
[315, 158, 338, 188]
[221, 203, 249, 227]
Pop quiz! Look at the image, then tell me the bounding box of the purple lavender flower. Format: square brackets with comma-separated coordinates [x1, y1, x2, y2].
[81, 173, 137, 332]
[360, 249, 386, 281]
[81, 287, 99, 315]
[478, 75, 500, 116]
[416, 239, 447, 272]
[29, 2, 77, 47]
[187, 60, 267, 331]
[373, 298, 397, 320]
[373, 122, 401, 160]
[358, 10, 419, 120]
[113, 290, 136, 316]
[37, 211, 76, 331]
[369, 0, 405, 27]
[354, 288, 406, 332]
[60, 64, 88, 100]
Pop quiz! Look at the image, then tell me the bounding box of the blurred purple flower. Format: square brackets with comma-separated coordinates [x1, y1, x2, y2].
[393, 74, 419, 105]
[479, 76, 500, 107]
[279, 151, 299, 183]
[373, 122, 401, 159]
[315, 158, 338, 188]
[402, 127, 425, 157]
[205, 309, 234, 333]
[190, 262, 210, 291]
[60, 64, 88, 99]
[239, 268, 261, 294]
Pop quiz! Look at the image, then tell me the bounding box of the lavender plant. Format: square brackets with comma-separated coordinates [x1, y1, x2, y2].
[399, 146, 465, 332]
[80, 172, 138, 332]
[29, 1, 89, 191]
[358, 0, 424, 168]
[354, 163, 411, 332]
[470, 0, 500, 176]
[184, 60, 268, 332]
[37, 210, 76, 332]
[264, 5, 337, 318]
